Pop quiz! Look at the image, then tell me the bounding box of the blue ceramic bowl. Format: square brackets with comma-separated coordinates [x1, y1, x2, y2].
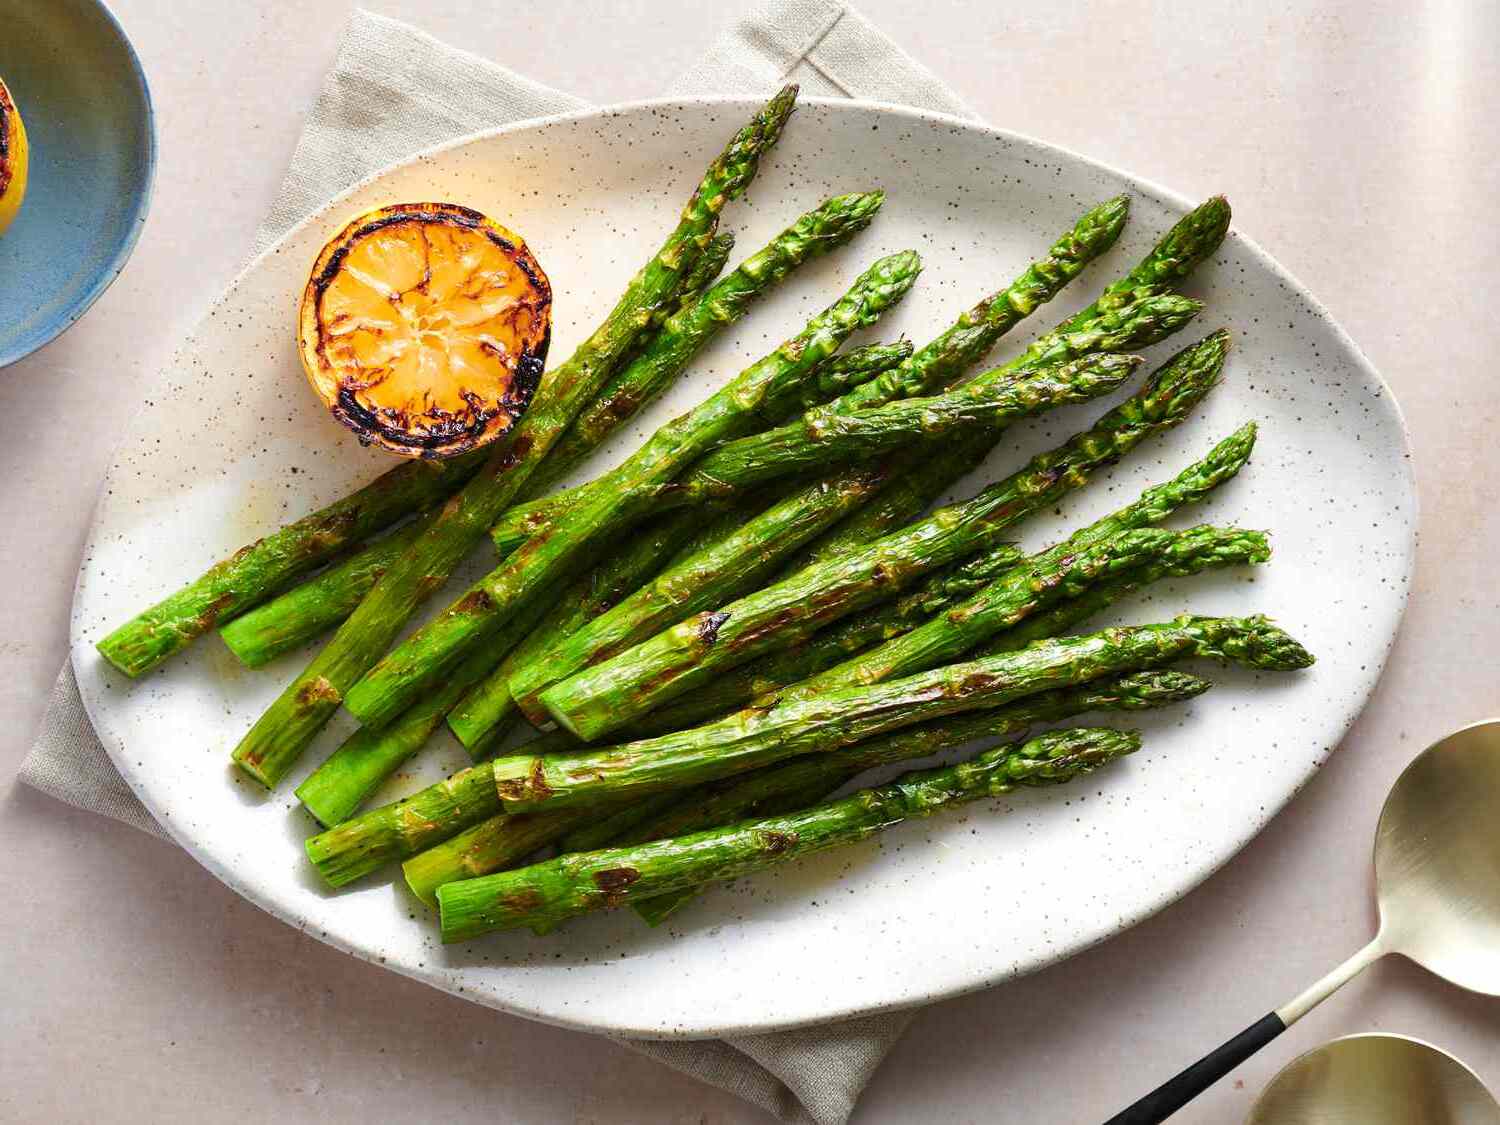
[0, 0, 155, 367]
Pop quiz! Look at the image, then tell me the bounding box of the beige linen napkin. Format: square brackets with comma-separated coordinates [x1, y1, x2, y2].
[21, 5, 975, 1121]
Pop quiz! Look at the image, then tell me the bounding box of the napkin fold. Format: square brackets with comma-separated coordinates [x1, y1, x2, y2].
[21, 4, 976, 1121]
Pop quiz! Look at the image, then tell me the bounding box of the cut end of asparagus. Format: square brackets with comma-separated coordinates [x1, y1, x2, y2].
[304, 827, 375, 889]
[403, 852, 447, 909]
[230, 748, 280, 792]
[294, 774, 351, 831]
[96, 636, 147, 679]
[218, 627, 273, 669]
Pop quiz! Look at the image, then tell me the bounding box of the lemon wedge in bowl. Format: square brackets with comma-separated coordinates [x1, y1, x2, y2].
[0, 76, 29, 235]
[299, 202, 552, 459]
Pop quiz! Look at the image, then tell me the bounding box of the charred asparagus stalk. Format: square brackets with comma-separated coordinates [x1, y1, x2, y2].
[393, 672, 1204, 904]
[496, 615, 1313, 813]
[623, 540, 1033, 737]
[790, 196, 1233, 571]
[220, 204, 875, 666]
[440, 727, 1143, 940]
[507, 294, 1200, 726]
[628, 670, 1211, 924]
[231, 87, 798, 789]
[97, 450, 490, 678]
[537, 331, 1228, 741]
[344, 248, 920, 729]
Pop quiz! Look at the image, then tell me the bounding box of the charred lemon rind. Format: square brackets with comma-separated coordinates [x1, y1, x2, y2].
[0, 77, 29, 236]
[298, 202, 552, 460]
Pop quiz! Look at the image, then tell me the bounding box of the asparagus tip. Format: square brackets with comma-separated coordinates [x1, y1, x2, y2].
[1108, 670, 1213, 707]
[1189, 613, 1316, 671]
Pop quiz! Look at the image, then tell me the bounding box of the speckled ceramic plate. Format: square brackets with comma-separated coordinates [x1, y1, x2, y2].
[70, 98, 1415, 1038]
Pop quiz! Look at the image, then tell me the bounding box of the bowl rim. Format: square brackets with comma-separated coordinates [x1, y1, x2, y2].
[0, 0, 158, 368]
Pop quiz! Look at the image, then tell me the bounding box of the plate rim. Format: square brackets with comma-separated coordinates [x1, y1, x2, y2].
[0, 0, 158, 369]
[71, 93, 1418, 1038]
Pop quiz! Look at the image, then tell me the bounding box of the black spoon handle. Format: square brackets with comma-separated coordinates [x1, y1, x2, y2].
[1103, 1012, 1287, 1124]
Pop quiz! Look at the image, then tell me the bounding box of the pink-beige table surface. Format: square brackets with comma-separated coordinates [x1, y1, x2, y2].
[4, 1, 1498, 1120]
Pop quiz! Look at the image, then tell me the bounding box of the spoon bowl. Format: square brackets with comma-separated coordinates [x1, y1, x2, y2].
[1246, 1034, 1500, 1125]
[1376, 719, 1500, 995]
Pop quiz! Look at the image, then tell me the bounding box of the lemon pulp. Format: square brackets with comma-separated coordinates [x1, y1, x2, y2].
[300, 203, 551, 458]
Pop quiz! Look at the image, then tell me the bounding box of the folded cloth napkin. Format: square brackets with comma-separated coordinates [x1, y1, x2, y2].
[21, 4, 976, 1121]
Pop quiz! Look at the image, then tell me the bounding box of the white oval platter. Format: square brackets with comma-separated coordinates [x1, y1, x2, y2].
[71, 97, 1415, 1038]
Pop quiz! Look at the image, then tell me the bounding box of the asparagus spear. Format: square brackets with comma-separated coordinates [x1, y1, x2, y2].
[446, 508, 721, 758]
[623, 540, 1031, 737]
[403, 809, 598, 906]
[497, 615, 1312, 813]
[211, 238, 742, 669]
[494, 294, 1192, 555]
[800, 523, 1267, 703]
[95, 451, 490, 678]
[219, 341, 911, 670]
[537, 329, 1226, 741]
[217, 517, 425, 668]
[344, 250, 921, 729]
[508, 300, 1199, 725]
[785, 424, 1262, 700]
[790, 197, 1233, 572]
[441, 727, 1142, 940]
[630, 670, 1210, 924]
[231, 88, 798, 789]
[649, 351, 1143, 505]
[293, 577, 566, 826]
[979, 550, 1247, 655]
[489, 196, 1133, 555]
[304, 761, 503, 888]
[400, 671, 1203, 905]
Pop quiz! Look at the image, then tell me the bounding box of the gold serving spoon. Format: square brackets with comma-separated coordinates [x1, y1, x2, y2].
[1247, 1034, 1500, 1123]
[1107, 718, 1500, 1123]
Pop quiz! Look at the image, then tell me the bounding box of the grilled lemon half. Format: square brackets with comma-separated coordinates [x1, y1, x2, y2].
[0, 76, 29, 236]
[299, 202, 552, 459]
